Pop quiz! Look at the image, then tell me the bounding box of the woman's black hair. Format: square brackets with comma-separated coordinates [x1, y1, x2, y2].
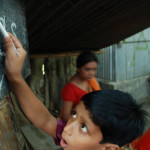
[76, 51, 98, 68]
[82, 90, 148, 147]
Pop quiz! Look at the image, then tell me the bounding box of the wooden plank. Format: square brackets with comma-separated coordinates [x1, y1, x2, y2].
[29, 50, 106, 58]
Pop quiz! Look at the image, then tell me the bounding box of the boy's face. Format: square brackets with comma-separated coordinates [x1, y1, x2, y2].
[60, 101, 104, 150]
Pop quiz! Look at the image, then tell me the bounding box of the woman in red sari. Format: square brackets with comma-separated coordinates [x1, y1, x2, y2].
[61, 51, 101, 121]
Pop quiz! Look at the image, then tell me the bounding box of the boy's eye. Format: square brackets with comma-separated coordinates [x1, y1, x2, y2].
[72, 111, 77, 118]
[81, 124, 88, 133]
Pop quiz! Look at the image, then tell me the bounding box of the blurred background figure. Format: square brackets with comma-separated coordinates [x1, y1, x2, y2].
[61, 51, 101, 121]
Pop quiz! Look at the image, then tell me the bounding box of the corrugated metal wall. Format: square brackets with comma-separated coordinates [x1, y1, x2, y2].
[96, 46, 116, 81]
[96, 27, 150, 81]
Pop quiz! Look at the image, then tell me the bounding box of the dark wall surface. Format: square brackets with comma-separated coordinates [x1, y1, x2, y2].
[0, 0, 30, 100]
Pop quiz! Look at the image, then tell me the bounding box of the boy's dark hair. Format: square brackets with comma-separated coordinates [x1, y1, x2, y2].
[76, 51, 98, 68]
[82, 90, 147, 147]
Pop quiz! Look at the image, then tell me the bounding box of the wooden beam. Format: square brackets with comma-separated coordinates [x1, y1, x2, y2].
[29, 49, 106, 58]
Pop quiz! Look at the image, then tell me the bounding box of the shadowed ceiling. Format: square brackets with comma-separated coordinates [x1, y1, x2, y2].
[23, 0, 150, 54]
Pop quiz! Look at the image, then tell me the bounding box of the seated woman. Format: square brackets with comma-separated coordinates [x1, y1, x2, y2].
[61, 51, 101, 121]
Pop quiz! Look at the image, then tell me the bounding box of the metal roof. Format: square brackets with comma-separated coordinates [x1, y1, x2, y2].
[23, 0, 150, 54]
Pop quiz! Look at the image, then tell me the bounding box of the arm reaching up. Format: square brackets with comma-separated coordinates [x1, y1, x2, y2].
[4, 33, 57, 138]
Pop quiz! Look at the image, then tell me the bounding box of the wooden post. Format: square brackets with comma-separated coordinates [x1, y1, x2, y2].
[47, 57, 60, 116]
[27, 58, 45, 103]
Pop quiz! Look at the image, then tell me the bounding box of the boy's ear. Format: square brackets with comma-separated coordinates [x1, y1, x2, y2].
[104, 143, 120, 150]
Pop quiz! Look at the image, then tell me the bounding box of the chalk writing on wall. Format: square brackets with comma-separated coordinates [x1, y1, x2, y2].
[0, 15, 17, 55]
[0, 0, 31, 100]
[0, 16, 18, 99]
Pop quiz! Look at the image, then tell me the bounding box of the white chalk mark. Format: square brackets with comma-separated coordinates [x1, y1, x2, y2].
[0, 22, 16, 51]
[11, 22, 17, 37]
[0, 51, 4, 56]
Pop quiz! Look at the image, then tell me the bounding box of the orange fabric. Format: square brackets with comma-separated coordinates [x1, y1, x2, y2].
[88, 77, 101, 91]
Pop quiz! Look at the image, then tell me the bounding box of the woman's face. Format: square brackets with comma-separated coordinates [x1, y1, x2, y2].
[77, 61, 98, 80]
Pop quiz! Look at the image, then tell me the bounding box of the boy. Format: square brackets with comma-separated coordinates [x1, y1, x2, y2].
[4, 33, 147, 150]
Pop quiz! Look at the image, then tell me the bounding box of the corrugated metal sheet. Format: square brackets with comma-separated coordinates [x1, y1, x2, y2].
[22, 0, 150, 54]
[96, 46, 116, 81]
[96, 28, 150, 81]
[115, 28, 150, 81]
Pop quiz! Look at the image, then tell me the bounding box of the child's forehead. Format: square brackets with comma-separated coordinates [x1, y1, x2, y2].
[75, 101, 102, 137]
[75, 101, 92, 120]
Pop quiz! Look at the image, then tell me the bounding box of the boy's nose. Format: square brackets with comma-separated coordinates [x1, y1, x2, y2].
[63, 120, 75, 136]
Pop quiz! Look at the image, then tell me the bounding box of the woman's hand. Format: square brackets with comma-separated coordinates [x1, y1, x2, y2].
[4, 33, 27, 82]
